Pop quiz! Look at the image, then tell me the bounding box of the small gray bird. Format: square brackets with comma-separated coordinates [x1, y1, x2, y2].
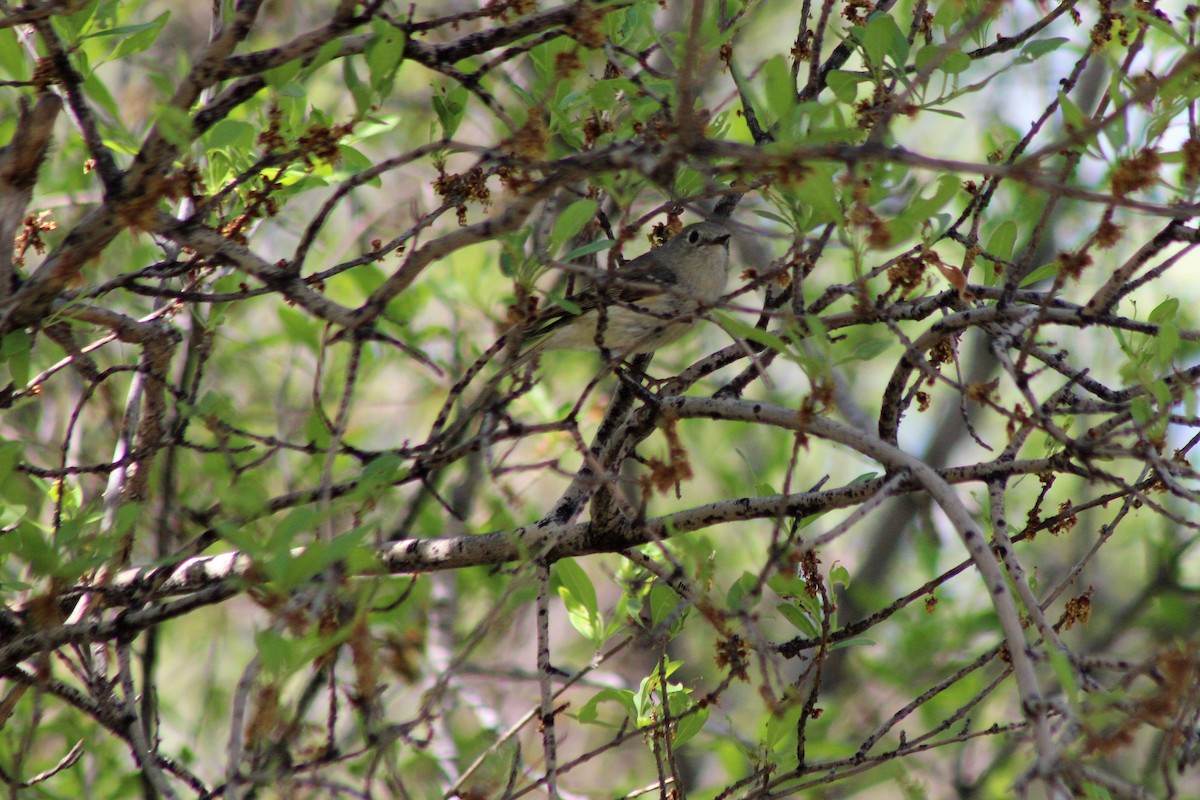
[516, 220, 733, 363]
[429, 221, 732, 445]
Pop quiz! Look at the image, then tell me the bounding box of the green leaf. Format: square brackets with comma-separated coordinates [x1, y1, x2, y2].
[562, 239, 616, 261]
[351, 454, 405, 500]
[829, 563, 851, 590]
[892, 174, 960, 242]
[557, 558, 604, 644]
[255, 630, 292, 675]
[1058, 91, 1087, 135]
[550, 199, 599, 252]
[154, 105, 195, 149]
[1, 329, 32, 386]
[762, 54, 795, 122]
[274, 529, 365, 591]
[765, 703, 805, 749]
[1047, 646, 1079, 707]
[673, 704, 708, 745]
[104, 12, 169, 62]
[263, 59, 302, 88]
[726, 571, 758, 610]
[83, 69, 122, 126]
[840, 333, 891, 363]
[6, 522, 59, 577]
[715, 312, 795, 356]
[577, 687, 637, 726]
[278, 305, 321, 351]
[432, 84, 468, 139]
[335, 144, 374, 181]
[1148, 297, 1179, 324]
[797, 163, 843, 224]
[204, 119, 255, 151]
[0, 440, 17, 484]
[753, 209, 792, 226]
[0, 29, 26, 82]
[1019, 261, 1059, 287]
[300, 39, 344, 81]
[777, 602, 819, 637]
[1155, 320, 1181, 366]
[860, 13, 909, 69]
[1021, 37, 1069, 61]
[0, 441, 38, 511]
[915, 44, 970, 74]
[365, 18, 406, 96]
[986, 219, 1018, 263]
[544, 290, 583, 316]
[555, 558, 598, 617]
[343, 57, 371, 117]
[648, 582, 682, 629]
[826, 70, 861, 104]
[1130, 395, 1151, 425]
[560, 587, 603, 644]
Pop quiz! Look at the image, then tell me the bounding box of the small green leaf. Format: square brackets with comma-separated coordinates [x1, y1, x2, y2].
[555, 558, 598, 617]
[557, 558, 604, 644]
[343, 57, 371, 117]
[765, 703, 805, 749]
[762, 54, 795, 121]
[562, 239, 616, 261]
[1130, 396, 1152, 425]
[1019, 261, 1060, 287]
[545, 290, 583, 316]
[840, 334, 891, 363]
[9, 522, 60, 578]
[673, 704, 708, 745]
[826, 70, 861, 104]
[300, 39, 344, 81]
[727, 571, 758, 610]
[753, 209, 792, 226]
[255, 630, 292, 675]
[276, 530, 364, 591]
[352, 454, 405, 500]
[986, 220, 1018, 262]
[797, 163, 843, 224]
[577, 688, 637, 726]
[365, 18, 406, 96]
[432, 85, 468, 139]
[550, 199, 599, 252]
[0, 29, 27, 82]
[859, 13, 909, 69]
[1148, 297, 1179, 324]
[204, 119, 255, 151]
[915, 44, 970, 74]
[1021, 37, 1069, 61]
[1155, 320, 1181, 365]
[106, 12, 169, 61]
[648, 583, 682, 629]
[1, 329, 32, 386]
[154, 105, 195, 149]
[263, 59, 302, 88]
[1058, 91, 1087, 134]
[1047, 645, 1079, 707]
[777, 602, 819, 637]
[715, 312, 796, 356]
[0, 440, 17, 483]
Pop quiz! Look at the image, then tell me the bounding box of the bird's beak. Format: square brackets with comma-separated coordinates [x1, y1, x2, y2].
[712, 233, 731, 248]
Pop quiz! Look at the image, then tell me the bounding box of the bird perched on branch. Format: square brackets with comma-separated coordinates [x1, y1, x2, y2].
[427, 220, 733, 447]
[512, 220, 733, 365]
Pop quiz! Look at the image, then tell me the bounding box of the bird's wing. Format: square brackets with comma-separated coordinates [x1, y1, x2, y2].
[524, 250, 677, 339]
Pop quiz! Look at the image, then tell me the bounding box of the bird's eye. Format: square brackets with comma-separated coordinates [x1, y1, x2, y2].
[687, 229, 700, 244]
